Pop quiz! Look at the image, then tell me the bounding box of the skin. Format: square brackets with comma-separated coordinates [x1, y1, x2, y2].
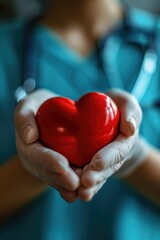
[0, 156, 46, 222]
[13, 89, 142, 203]
[41, 0, 123, 56]
[1, 0, 160, 222]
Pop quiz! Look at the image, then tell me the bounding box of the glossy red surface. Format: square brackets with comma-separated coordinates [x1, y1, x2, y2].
[36, 92, 120, 167]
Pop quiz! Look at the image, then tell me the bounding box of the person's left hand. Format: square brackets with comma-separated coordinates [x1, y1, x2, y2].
[78, 89, 146, 201]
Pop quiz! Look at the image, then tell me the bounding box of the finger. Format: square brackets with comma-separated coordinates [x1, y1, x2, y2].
[60, 191, 78, 203]
[107, 89, 142, 136]
[45, 170, 80, 191]
[81, 168, 105, 188]
[17, 136, 80, 191]
[81, 161, 125, 188]
[16, 133, 80, 190]
[80, 165, 96, 187]
[78, 180, 106, 202]
[14, 98, 39, 144]
[119, 95, 141, 136]
[91, 133, 135, 171]
[14, 89, 56, 144]
[55, 185, 78, 203]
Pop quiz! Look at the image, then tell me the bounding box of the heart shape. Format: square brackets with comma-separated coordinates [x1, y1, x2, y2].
[36, 92, 120, 167]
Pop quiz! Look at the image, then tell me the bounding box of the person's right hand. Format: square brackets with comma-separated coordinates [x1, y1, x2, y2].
[14, 89, 80, 203]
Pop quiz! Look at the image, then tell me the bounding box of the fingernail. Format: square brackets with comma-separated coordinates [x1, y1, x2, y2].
[92, 160, 100, 169]
[21, 124, 33, 143]
[127, 116, 137, 135]
[92, 158, 104, 170]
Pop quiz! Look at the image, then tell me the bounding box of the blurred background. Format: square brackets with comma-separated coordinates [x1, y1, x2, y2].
[0, 0, 42, 20]
[0, 0, 160, 20]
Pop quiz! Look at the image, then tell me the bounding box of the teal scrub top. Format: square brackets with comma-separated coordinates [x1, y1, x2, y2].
[0, 9, 160, 240]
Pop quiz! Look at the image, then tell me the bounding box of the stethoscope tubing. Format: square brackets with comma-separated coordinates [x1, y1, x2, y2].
[98, 19, 160, 110]
[15, 13, 160, 110]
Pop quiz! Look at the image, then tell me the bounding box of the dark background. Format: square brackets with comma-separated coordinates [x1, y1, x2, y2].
[0, 0, 43, 19]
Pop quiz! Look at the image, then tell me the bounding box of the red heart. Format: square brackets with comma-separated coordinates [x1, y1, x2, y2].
[36, 92, 120, 167]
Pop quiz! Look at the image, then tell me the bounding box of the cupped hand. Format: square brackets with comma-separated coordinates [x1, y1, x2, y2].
[14, 89, 80, 203]
[78, 89, 143, 201]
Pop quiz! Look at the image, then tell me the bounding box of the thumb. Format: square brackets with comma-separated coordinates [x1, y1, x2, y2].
[14, 89, 58, 144]
[107, 89, 142, 137]
[14, 99, 39, 144]
[119, 95, 142, 137]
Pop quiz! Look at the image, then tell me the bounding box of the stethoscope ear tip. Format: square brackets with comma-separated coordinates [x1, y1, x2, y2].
[15, 78, 36, 102]
[15, 87, 27, 102]
[23, 78, 36, 92]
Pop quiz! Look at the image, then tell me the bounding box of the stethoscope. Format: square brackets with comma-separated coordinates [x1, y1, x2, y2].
[97, 8, 160, 110]
[15, 8, 160, 110]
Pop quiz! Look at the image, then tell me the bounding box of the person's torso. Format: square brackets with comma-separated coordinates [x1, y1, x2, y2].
[0, 9, 160, 240]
